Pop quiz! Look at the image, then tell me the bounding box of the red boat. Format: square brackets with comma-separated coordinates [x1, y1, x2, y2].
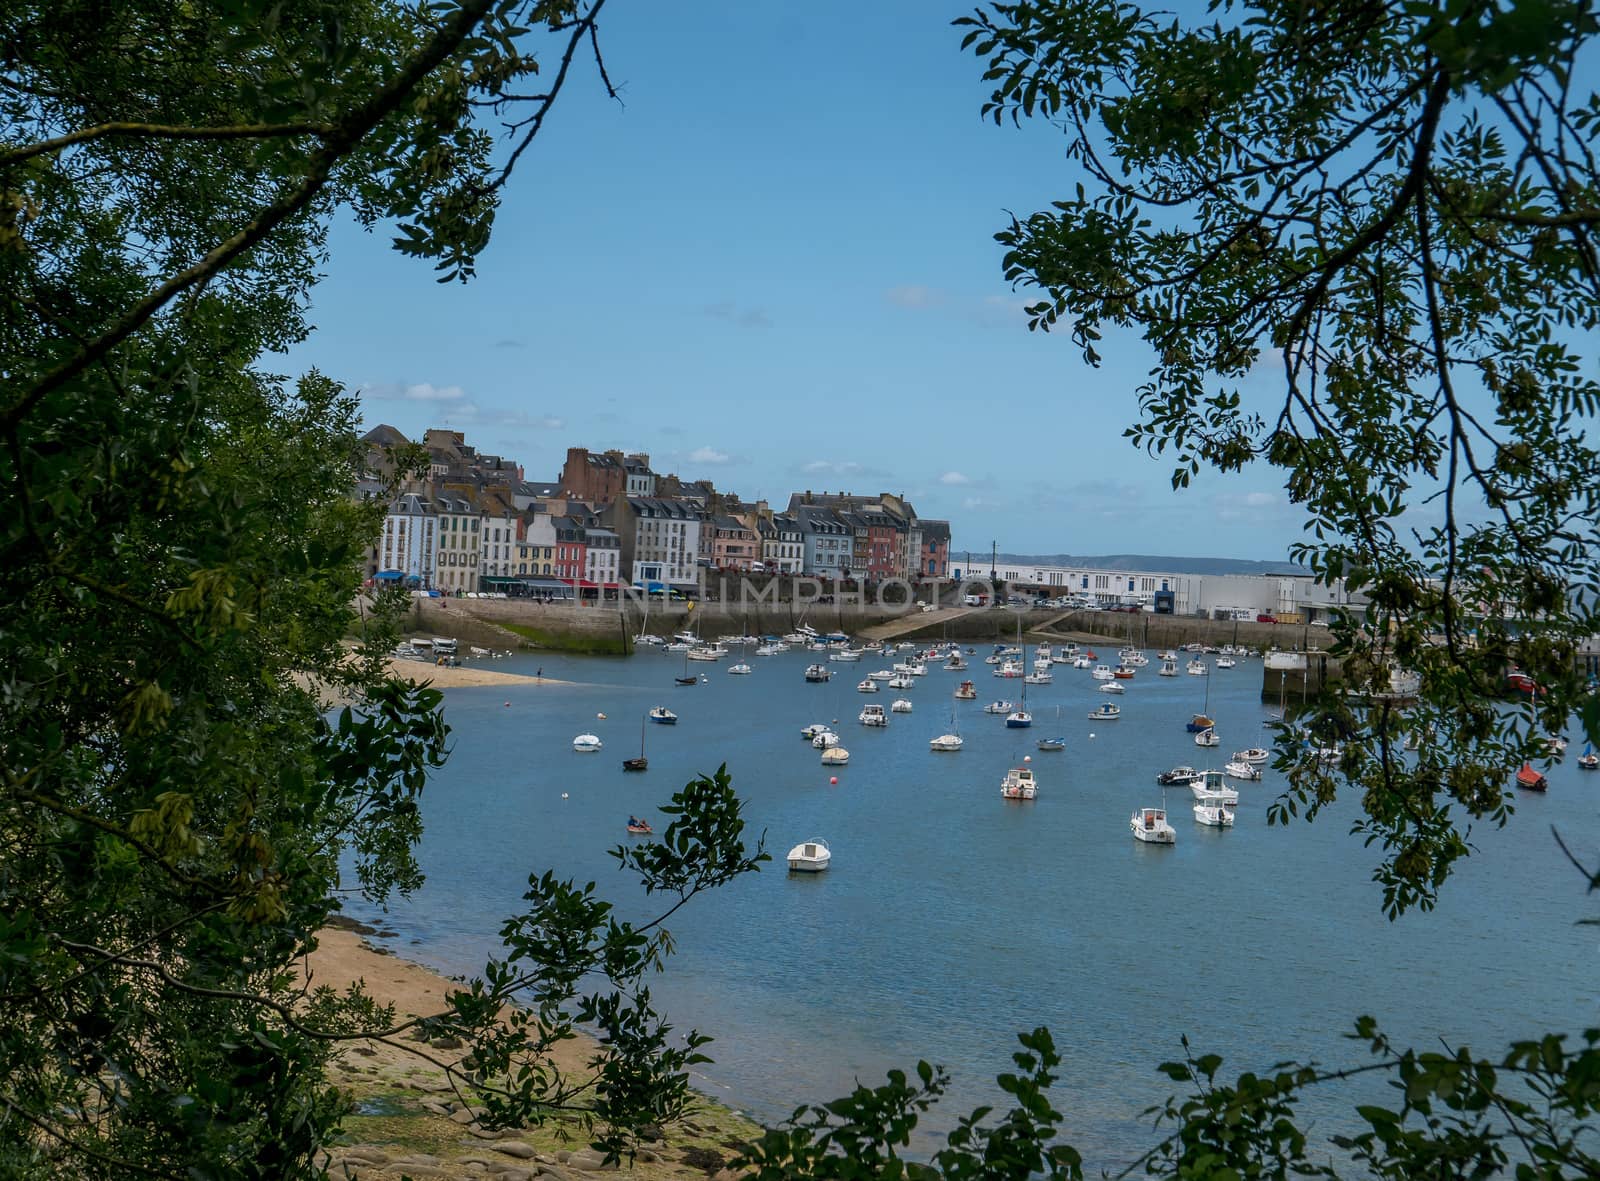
[1515, 763, 1548, 791]
[1507, 671, 1545, 696]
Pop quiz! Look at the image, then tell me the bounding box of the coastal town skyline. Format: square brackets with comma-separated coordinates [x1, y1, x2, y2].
[285, 0, 1306, 561]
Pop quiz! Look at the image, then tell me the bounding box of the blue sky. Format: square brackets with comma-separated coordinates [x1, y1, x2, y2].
[286, 0, 1307, 560]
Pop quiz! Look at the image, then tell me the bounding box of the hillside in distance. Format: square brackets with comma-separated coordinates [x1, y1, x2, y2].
[955, 551, 1309, 577]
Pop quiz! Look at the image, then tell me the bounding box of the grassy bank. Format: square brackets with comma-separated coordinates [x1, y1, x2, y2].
[499, 621, 630, 656]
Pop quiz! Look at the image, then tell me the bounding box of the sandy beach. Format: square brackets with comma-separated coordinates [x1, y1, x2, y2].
[305, 924, 757, 1180]
[384, 657, 577, 689]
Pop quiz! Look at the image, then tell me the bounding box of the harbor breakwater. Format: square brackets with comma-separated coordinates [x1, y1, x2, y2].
[403, 597, 1342, 701]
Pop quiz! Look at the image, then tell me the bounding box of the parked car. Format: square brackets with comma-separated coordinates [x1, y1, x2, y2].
[1257, 613, 1278, 623]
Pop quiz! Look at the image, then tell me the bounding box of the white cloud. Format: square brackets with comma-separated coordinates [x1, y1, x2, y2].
[886, 284, 945, 309]
[1244, 490, 1279, 508]
[939, 471, 972, 486]
[688, 446, 733, 465]
[963, 495, 1002, 512]
[364, 381, 467, 403]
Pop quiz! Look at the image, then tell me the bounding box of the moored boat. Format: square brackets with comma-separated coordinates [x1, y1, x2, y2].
[572, 733, 602, 753]
[1156, 765, 1202, 786]
[859, 704, 888, 727]
[1036, 737, 1065, 752]
[891, 698, 913, 713]
[1515, 762, 1549, 791]
[1191, 770, 1239, 805]
[804, 664, 831, 682]
[820, 746, 850, 765]
[648, 706, 677, 724]
[1088, 703, 1121, 721]
[1193, 801, 1235, 827]
[1195, 727, 1220, 748]
[1131, 807, 1176, 844]
[1000, 766, 1037, 800]
[857, 678, 879, 693]
[1224, 759, 1262, 781]
[955, 680, 977, 699]
[787, 839, 831, 872]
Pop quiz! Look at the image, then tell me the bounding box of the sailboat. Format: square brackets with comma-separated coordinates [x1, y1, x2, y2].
[674, 637, 700, 685]
[931, 697, 963, 751]
[1580, 743, 1598, 771]
[623, 714, 649, 772]
[1186, 662, 1214, 732]
[1006, 615, 1032, 728]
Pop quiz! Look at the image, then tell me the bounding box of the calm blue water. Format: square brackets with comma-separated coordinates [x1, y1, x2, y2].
[346, 643, 1600, 1169]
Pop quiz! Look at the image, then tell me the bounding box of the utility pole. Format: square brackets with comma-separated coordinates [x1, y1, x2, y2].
[990, 540, 997, 581]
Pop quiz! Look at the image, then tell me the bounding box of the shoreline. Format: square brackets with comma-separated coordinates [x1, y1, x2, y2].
[306, 922, 760, 1179]
[384, 656, 579, 689]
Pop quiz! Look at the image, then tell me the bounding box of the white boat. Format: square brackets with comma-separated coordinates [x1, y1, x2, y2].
[1119, 649, 1148, 667]
[1071, 655, 1094, 669]
[801, 723, 829, 740]
[869, 669, 894, 680]
[647, 707, 677, 725]
[907, 660, 928, 676]
[1091, 664, 1114, 680]
[804, 664, 831, 682]
[1191, 769, 1238, 804]
[993, 660, 1024, 678]
[1156, 765, 1202, 786]
[1224, 760, 1262, 781]
[1187, 658, 1208, 676]
[686, 646, 721, 662]
[572, 733, 603, 753]
[891, 698, 913, 713]
[664, 641, 691, 652]
[888, 675, 915, 690]
[930, 733, 964, 752]
[1000, 766, 1038, 800]
[1131, 807, 1176, 844]
[829, 648, 863, 662]
[782, 632, 809, 644]
[985, 700, 1016, 715]
[811, 730, 840, 749]
[1088, 703, 1121, 720]
[1036, 736, 1065, 751]
[727, 663, 752, 675]
[1036, 644, 1053, 661]
[1195, 727, 1220, 748]
[1005, 709, 1033, 728]
[787, 839, 831, 872]
[1313, 744, 1343, 764]
[859, 704, 888, 727]
[633, 634, 663, 646]
[820, 746, 850, 765]
[955, 680, 977, 699]
[984, 654, 1002, 665]
[944, 655, 968, 670]
[1024, 668, 1053, 685]
[1215, 655, 1237, 669]
[1193, 801, 1235, 827]
[1234, 747, 1270, 765]
[1158, 649, 1177, 660]
[755, 643, 786, 656]
[1099, 681, 1125, 695]
[857, 678, 879, 693]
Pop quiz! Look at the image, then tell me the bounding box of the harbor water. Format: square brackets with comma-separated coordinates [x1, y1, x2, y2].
[345, 642, 1600, 1168]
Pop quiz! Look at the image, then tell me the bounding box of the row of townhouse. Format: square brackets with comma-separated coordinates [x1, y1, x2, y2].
[369, 489, 620, 595]
[364, 429, 951, 593]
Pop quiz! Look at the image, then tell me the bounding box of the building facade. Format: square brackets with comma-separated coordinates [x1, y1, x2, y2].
[376, 493, 436, 586]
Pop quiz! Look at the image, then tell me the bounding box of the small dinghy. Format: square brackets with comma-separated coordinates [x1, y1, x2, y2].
[572, 733, 602, 753]
[1036, 737, 1065, 752]
[787, 839, 831, 872]
[626, 816, 653, 833]
[1515, 762, 1549, 791]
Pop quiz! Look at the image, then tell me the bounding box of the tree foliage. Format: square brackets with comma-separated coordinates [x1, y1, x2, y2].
[955, 0, 1600, 914]
[0, 2, 776, 1177]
